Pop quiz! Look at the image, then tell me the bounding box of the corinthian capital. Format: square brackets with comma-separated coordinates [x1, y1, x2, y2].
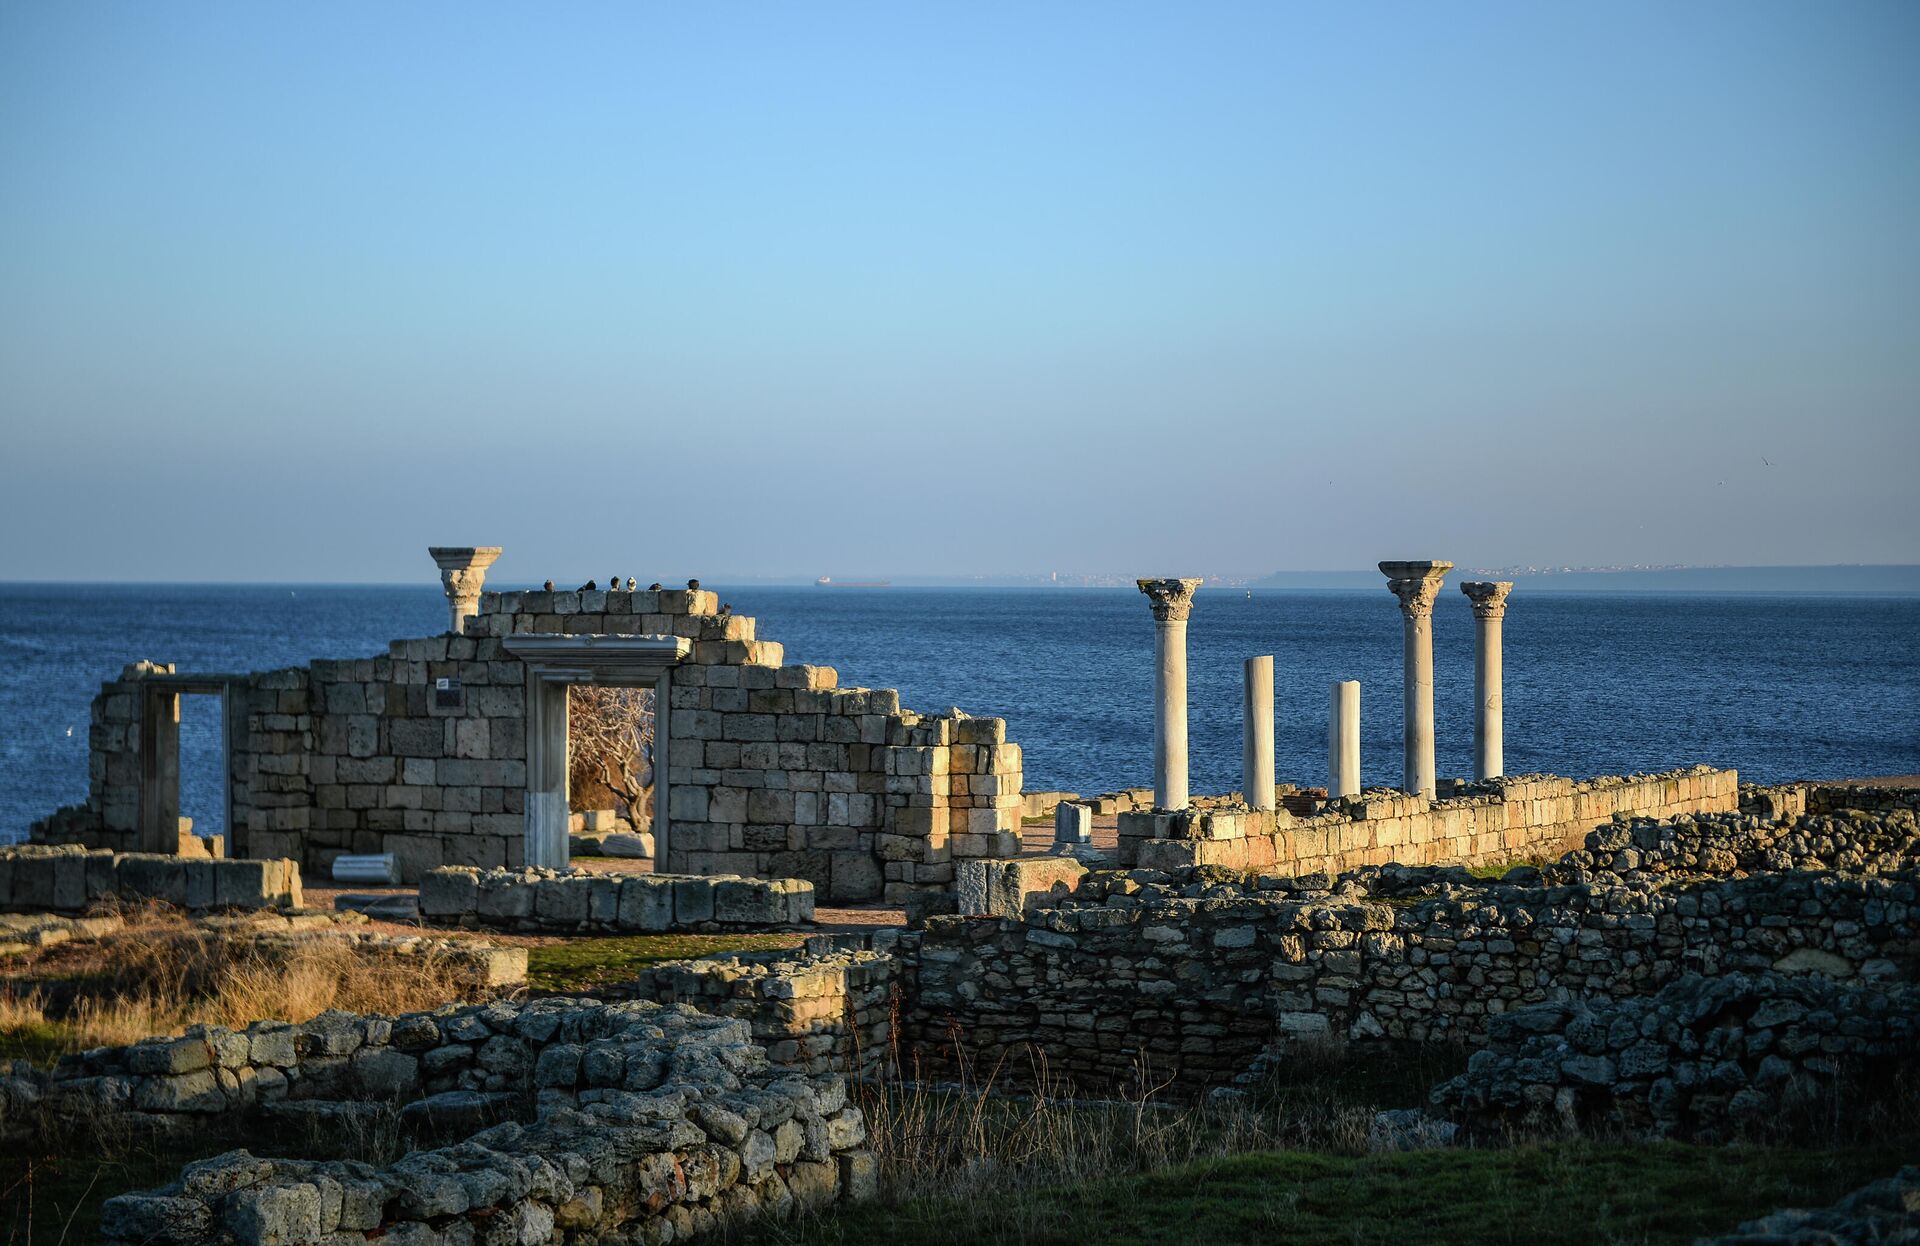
[1379, 560, 1453, 618]
[1460, 581, 1514, 620]
[1137, 577, 1203, 622]
[429, 546, 503, 633]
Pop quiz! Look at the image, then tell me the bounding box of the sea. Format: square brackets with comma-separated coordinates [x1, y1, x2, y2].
[2, 583, 1917, 842]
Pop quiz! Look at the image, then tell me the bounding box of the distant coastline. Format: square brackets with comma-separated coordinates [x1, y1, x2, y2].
[2, 565, 1916, 594]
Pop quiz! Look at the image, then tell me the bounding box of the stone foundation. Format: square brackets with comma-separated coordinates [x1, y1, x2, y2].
[30, 997, 877, 1246]
[418, 866, 815, 933]
[0, 844, 302, 913]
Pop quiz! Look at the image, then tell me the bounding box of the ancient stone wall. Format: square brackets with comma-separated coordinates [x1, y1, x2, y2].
[1431, 970, 1920, 1141]
[418, 865, 815, 933]
[0, 844, 302, 914]
[631, 946, 903, 1079]
[35, 997, 875, 1246]
[54, 587, 1026, 893]
[1116, 766, 1739, 875]
[894, 856, 1916, 1090]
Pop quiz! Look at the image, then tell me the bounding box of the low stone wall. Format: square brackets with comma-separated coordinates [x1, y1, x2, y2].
[631, 945, 904, 1079]
[0, 845, 302, 914]
[418, 865, 814, 933]
[1565, 808, 1919, 878]
[1117, 766, 1738, 875]
[1430, 971, 1920, 1141]
[895, 856, 1917, 1089]
[78, 997, 873, 1246]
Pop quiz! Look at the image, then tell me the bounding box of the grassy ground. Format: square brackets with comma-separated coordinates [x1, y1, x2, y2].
[525, 932, 808, 993]
[732, 1141, 1905, 1246]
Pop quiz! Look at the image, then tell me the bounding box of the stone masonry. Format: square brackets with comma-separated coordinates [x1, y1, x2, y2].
[1115, 765, 1739, 875]
[0, 996, 877, 1246]
[39, 584, 1026, 896]
[0, 844, 302, 914]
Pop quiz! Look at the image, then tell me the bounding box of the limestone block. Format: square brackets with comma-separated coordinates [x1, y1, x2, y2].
[535, 876, 594, 926]
[420, 868, 480, 918]
[618, 877, 676, 932]
[673, 877, 716, 925]
[1054, 802, 1093, 844]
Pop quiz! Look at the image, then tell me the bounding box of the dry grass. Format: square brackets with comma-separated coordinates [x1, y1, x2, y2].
[0, 906, 483, 1059]
[828, 1026, 1442, 1214]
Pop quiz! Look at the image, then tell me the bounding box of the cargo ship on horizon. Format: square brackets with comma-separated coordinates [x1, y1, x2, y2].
[814, 576, 892, 588]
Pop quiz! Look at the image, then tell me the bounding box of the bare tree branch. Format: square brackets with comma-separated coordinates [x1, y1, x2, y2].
[567, 686, 654, 825]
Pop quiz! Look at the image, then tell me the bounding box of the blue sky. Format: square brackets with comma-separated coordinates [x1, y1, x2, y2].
[2, 1, 1915, 584]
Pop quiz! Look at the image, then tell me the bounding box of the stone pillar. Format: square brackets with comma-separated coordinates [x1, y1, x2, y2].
[1054, 801, 1092, 846]
[428, 546, 503, 636]
[1380, 560, 1452, 798]
[524, 676, 570, 869]
[1460, 581, 1514, 781]
[1242, 655, 1274, 810]
[1137, 578, 1202, 811]
[1328, 680, 1360, 798]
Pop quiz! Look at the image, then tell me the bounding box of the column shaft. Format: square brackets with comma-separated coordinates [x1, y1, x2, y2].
[1462, 582, 1514, 781]
[1155, 617, 1190, 810]
[1380, 561, 1452, 800]
[1328, 680, 1360, 798]
[1138, 578, 1202, 812]
[1242, 655, 1274, 811]
[1402, 608, 1435, 797]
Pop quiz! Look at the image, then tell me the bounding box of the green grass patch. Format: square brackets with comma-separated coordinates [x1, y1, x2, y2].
[526, 933, 807, 993]
[0, 1022, 70, 1070]
[739, 1141, 1904, 1246]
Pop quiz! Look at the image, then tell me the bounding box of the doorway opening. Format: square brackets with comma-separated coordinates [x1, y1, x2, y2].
[137, 674, 246, 857]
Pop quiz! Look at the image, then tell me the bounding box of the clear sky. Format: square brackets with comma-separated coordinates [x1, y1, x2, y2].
[2, 1, 1916, 585]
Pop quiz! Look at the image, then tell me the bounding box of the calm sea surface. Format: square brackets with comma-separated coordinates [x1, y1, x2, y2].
[2, 584, 1917, 841]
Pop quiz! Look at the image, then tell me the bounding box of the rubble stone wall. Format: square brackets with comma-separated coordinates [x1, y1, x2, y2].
[418, 866, 815, 933]
[895, 859, 1917, 1089]
[42, 998, 875, 1246]
[48, 588, 1026, 894]
[1116, 766, 1738, 875]
[631, 946, 903, 1079]
[1431, 970, 1920, 1141]
[0, 844, 302, 914]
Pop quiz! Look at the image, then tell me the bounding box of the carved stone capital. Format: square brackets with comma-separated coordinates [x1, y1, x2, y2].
[429, 546, 503, 632]
[1379, 560, 1453, 618]
[1137, 577, 1203, 622]
[1460, 580, 1514, 620]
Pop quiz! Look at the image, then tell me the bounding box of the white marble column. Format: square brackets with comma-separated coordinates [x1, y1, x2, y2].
[1380, 560, 1452, 798]
[1242, 655, 1274, 811]
[1137, 578, 1202, 811]
[1460, 581, 1514, 781]
[428, 546, 503, 636]
[1328, 680, 1360, 798]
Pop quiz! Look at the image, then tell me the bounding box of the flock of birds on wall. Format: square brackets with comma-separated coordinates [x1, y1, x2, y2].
[534, 578, 730, 617]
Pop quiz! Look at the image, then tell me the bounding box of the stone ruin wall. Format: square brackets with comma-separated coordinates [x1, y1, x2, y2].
[0, 844, 303, 914]
[3, 997, 874, 1246]
[39, 587, 1026, 897]
[597, 793, 1918, 1095]
[1117, 765, 1740, 876]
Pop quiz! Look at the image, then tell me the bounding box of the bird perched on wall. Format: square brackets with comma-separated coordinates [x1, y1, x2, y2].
[649, 582, 662, 592]
[610, 575, 619, 590]
[626, 578, 636, 591]
[718, 603, 732, 617]
[542, 580, 555, 592]
[578, 580, 597, 591]
[687, 578, 701, 591]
